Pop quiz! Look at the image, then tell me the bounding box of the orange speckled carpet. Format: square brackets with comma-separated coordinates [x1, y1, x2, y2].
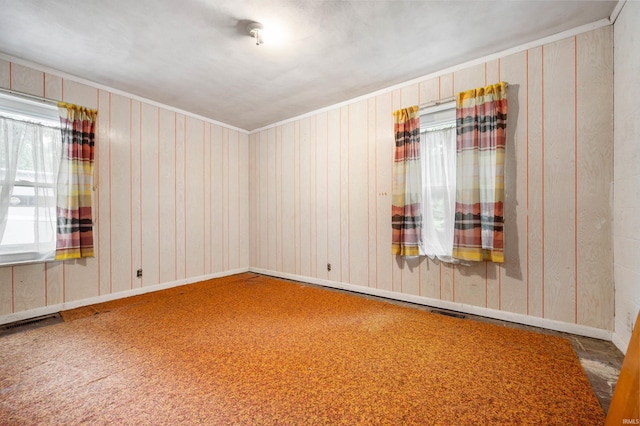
[1, 273, 604, 424]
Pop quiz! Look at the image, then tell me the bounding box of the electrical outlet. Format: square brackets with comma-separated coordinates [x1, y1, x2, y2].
[327, 263, 331, 272]
[136, 269, 143, 278]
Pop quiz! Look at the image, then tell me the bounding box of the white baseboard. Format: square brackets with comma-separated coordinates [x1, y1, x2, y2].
[611, 332, 629, 355]
[0, 267, 249, 326]
[250, 267, 613, 342]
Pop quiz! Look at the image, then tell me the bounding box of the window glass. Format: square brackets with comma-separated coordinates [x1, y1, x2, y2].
[419, 102, 457, 261]
[0, 94, 61, 266]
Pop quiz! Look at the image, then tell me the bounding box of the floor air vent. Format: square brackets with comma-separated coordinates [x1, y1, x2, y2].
[0, 313, 63, 337]
[431, 310, 466, 319]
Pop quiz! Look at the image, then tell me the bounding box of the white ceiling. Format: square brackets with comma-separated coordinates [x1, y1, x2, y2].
[0, 1, 618, 131]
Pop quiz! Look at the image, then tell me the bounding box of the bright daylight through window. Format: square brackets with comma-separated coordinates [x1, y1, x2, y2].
[0, 93, 61, 266]
[419, 102, 457, 262]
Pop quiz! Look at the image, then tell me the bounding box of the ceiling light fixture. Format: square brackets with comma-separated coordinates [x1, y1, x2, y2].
[247, 22, 264, 46]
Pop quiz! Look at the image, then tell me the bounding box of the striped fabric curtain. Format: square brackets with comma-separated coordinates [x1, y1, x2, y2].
[392, 106, 422, 256]
[453, 82, 507, 263]
[55, 102, 97, 260]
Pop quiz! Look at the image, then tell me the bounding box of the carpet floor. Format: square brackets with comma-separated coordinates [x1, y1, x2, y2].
[0, 273, 604, 424]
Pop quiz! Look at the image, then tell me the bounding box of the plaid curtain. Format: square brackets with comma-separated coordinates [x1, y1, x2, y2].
[453, 82, 507, 263]
[55, 102, 97, 260]
[392, 106, 422, 256]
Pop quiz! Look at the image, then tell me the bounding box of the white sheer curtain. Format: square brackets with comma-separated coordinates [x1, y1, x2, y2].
[0, 116, 60, 264]
[0, 117, 25, 240]
[420, 126, 457, 261]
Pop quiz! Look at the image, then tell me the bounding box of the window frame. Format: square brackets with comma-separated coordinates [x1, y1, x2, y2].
[0, 92, 61, 266]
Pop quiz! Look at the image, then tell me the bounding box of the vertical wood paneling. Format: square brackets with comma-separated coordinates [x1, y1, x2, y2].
[109, 94, 133, 294]
[45, 262, 63, 306]
[275, 127, 283, 272]
[175, 114, 186, 279]
[348, 101, 369, 287]
[210, 125, 224, 274]
[98, 90, 112, 295]
[158, 109, 177, 282]
[9, 63, 43, 96]
[1, 60, 255, 321]
[419, 258, 439, 299]
[267, 128, 277, 271]
[252, 131, 261, 269]
[248, 134, 257, 269]
[0, 59, 10, 88]
[300, 119, 311, 277]
[257, 131, 268, 270]
[401, 83, 419, 107]
[62, 80, 98, 109]
[576, 27, 613, 329]
[294, 123, 301, 274]
[281, 123, 296, 274]
[441, 263, 454, 302]
[544, 38, 576, 324]
[499, 51, 529, 315]
[316, 113, 329, 280]
[375, 92, 393, 291]
[454, 64, 485, 94]
[228, 130, 240, 270]
[222, 127, 231, 271]
[252, 133, 264, 268]
[44, 73, 62, 101]
[527, 47, 545, 318]
[613, 2, 640, 347]
[130, 100, 142, 288]
[13, 264, 45, 312]
[454, 265, 485, 307]
[185, 117, 205, 277]
[439, 74, 454, 100]
[309, 117, 317, 277]
[0, 268, 12, 315]
[367, 99, 377, 287]
[203, 123, 212, 274]
[327, 109, 342, 281]
[402, 258, 420, 296]
[0, 27, 617, 334]
[340, 107, 350, 283]
[239, 132, 250, 268]
[221, 128, 230, 270]
[419, 78, 439, 104]
[485, 60, 500, 87]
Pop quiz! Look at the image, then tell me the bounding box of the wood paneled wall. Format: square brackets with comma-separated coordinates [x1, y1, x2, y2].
[249, 26, 614, 331]
[0, 26, 615, 333]
[0, 60, 249, 318]
[613, 1, 640, 352]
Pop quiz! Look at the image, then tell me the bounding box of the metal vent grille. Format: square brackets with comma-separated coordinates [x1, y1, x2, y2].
[0, 313, 63, 337]
[431, 309, 466, 319]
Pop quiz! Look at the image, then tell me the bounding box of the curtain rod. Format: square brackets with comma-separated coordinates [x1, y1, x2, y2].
[419, 96, 456, 110]
[0, 87, 59, 106]
[419, 82, 509, 110]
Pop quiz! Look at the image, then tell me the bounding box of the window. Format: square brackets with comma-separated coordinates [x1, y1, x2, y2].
[0, 93, 61, 266]
[419, 102, 457, 261]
